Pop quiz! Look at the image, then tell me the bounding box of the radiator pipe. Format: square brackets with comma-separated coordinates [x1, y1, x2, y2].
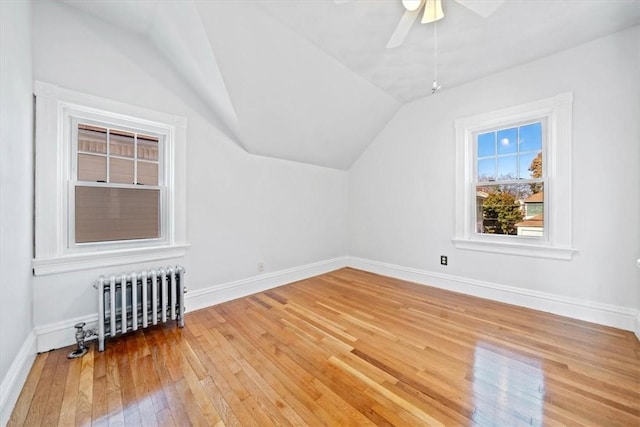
[67, 322, 96, 359]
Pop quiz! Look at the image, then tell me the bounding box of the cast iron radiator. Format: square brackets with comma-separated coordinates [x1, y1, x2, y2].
[94, 265, 186, 351]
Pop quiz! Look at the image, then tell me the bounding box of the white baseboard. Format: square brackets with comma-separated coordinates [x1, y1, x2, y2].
[0, 331, 36, 427]
[348, 256, 638, 333]
[31, 255, 637, 353]
[33, 257, 349, 352]
[186, 257, 348, 312]
[633, 258, 640, 340]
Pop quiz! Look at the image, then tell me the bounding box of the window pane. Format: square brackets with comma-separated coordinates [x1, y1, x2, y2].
[519, 185, 544, 237]
[497, 128, 517, 155]
[137, 135, 159, 161]
[477, 158, 496, 181]
[78, 154, 106, 182]
[519, 122, 542, 152]
[110, 131, 135, 158]
[477, 132, 495, 157]
[137, 161, 158, 186]
[476, 184, 524, 235]
[476, 183, 544, 236]
[519, 151, 542, 179]
[78, 125, 107, 154]
[110, 158, 134, 184]
[497, 155, 517, 180]
[75, 186, 159, 243]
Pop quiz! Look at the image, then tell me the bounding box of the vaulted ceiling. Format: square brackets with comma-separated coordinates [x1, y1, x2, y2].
[59, 0, 640, 170]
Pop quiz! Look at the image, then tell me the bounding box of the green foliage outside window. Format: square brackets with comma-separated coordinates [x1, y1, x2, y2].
[481, 191, 523, 235]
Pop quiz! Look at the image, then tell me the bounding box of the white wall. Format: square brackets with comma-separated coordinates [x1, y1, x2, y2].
[0, 0, 35, 422]
[349, 27, 640, 317]
[31, 0, 347, 346]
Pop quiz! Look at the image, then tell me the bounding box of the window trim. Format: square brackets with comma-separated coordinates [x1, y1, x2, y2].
[33, 81, 189, 275]
[453, 92, 576, 260]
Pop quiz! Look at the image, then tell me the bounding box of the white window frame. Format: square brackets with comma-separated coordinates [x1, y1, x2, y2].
[33, 81, 189, 275]
[453, 92, 576, 260]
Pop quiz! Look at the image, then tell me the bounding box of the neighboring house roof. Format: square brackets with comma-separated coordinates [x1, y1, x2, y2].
[524, 191, 544, 203]
[515, 214, 544, 228]
[476, 191, 489, 199]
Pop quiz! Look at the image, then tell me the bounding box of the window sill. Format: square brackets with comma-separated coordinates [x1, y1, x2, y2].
[452, 238, 576, 261]
[32, 244, 190, 276]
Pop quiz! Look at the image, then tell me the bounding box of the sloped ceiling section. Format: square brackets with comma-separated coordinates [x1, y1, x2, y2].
[60, 0, 243, 148]
[149, 1, 243, 148]
[195, 0, 399, 170]
[57, 0, 640, 169]
[59, 0, 400, 170]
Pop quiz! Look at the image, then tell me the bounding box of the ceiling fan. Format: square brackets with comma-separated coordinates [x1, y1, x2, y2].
[385, 0, 505, 48]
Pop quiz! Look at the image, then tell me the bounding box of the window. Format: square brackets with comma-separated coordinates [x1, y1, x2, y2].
[453, 93, 576, 260]
[33, 82, 188, 275]
[72, 123, 162, 245]
[475, 121, 544, 237]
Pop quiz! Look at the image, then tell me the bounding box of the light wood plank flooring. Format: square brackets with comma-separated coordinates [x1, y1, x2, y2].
[9, 268, 640, 426]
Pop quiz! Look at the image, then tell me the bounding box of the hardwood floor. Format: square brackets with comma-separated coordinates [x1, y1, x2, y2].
[9, 268, 640, 426]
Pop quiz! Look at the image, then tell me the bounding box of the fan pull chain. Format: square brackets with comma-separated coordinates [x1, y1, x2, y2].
[432, 7, 442, 93]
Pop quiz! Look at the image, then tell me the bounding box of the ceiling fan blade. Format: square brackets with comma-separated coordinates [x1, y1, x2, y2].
[453, 0, 504, 18]
[422, 0, 444, 23]
[386, 8, 422, 48]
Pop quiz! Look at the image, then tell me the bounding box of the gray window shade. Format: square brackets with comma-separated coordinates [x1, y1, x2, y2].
[75, 186, 160, 243]
[137, 161, 158, 185]
[109, 157, 134, 184]
[77, 154, 106, 182]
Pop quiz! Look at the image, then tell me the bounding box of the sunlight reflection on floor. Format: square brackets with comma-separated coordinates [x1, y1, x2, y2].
[472, 341, 545, 426]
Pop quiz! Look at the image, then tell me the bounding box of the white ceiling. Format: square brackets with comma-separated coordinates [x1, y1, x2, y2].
[59, 0, 640, 169]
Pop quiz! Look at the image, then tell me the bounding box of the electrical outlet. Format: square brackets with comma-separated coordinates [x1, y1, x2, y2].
[440, 255, 448, 266]
[258, 262, 265, 272]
